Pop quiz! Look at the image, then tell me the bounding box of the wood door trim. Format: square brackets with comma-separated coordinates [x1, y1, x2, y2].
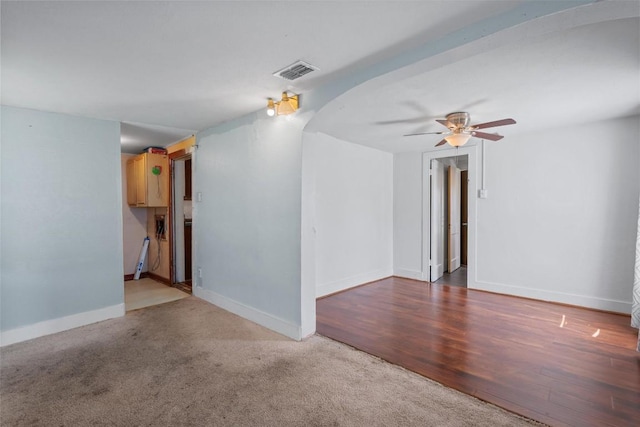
[147, 272, 171, 285]
[447, 166, 453, 272]
[169, 149, 188, 161]
[461, 170, 468, 266]
[167, 158, 175, 284]
[124, 272, 149, 281]
[168, 149, 191, 285]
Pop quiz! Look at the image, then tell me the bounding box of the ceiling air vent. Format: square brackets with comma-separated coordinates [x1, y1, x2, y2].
[273, 61, 318, 81]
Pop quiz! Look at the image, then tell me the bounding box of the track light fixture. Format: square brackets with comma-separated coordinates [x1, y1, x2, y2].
[267, 92, 299, 116]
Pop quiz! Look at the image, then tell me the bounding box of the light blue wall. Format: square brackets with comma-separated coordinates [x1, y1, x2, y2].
[194, 111, 308, 329]
[1, 106, 124, 332]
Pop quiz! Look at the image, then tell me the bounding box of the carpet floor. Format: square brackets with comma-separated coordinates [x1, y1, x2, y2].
[1, 297, 539, 426]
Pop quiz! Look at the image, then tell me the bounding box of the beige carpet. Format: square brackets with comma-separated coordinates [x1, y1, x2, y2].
[1, 297, 538, 426]
[124, 277, 189, 311]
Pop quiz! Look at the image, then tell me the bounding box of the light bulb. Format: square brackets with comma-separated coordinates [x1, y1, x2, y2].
[444, 133, 471, 147]
[266, 99, 275, 117]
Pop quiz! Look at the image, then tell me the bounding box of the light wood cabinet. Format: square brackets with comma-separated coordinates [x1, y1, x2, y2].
[126, 159, 137, 206]
[126, 153, 169, 207]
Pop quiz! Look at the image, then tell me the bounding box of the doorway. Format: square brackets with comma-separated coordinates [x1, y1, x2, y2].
[430, 155, 468, 285]
[170, 154, 193, 293]
[424, 147, 476, 288]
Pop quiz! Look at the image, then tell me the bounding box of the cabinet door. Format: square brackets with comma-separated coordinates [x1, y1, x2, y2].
[135, 155, 147, 206]
[126, 159, 137, 206]
[145, 153, 169, 207]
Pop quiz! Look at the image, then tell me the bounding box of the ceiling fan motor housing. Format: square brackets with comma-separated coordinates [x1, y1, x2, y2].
[446, 112, 471, 130]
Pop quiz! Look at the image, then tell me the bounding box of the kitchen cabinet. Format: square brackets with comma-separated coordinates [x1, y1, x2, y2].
[126, 153, 169, 207]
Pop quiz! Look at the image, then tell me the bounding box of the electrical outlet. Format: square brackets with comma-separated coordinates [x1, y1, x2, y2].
[196, 267, 203, 288]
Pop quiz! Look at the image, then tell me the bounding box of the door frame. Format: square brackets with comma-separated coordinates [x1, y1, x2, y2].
[429, 159, 445, 282]
[168, 149, 193, 284]
[422, 146, 477, 287]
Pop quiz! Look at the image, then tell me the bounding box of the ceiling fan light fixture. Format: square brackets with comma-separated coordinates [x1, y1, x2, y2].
[402, 112, 515, 148]
[444, 133, 471, 147]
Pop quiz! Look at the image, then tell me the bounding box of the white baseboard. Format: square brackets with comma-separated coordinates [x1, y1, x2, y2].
[316, 268, 392, 298]
[393, 268, 425, 281]
[0, 303, 125, 347]
[472, 280, 631, 314]
[194, 287, 302, 340]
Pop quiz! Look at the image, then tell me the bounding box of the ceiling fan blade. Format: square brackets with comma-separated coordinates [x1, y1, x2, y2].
[472, 131, 504, 141]
[436, 119, 450, 128]
[403, 131, 447, 137]
[375, 116, 430, 125]
[435, 139, 448, 147]
[471, 118, 516, 130]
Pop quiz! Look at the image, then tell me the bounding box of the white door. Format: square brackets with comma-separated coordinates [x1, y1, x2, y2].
[448, 165, 461, 272]
[430, 160, 445, 281]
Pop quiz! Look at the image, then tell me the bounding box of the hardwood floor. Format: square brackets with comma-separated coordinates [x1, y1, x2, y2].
[316, 277, 639, 427]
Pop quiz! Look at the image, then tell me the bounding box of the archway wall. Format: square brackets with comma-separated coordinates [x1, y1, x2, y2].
[301, 0, 639, 336]
[302, 1, 600, 135]
[193, 1, 631, 340]
[301, 0, 612, 322]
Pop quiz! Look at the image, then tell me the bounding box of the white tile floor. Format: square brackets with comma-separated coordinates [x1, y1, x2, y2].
[124, 278, 189, 312]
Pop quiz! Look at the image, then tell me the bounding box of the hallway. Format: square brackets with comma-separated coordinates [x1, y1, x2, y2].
[434, 266, 467, 287]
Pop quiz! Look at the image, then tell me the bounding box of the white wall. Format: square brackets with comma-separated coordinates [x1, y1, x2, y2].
[475, 116, 639, 311]
[306, 133, 393, 297]
[393, 115, 640, 313]
[393, 152, 423, 280]
[121, 154, 148, 275]
[1, 106, 124, 345]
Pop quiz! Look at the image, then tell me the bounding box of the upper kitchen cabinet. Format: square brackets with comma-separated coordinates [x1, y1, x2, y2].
[126, 153, 169, 207]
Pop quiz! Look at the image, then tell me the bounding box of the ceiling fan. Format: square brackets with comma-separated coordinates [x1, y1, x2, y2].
[404, 112, 516, 147]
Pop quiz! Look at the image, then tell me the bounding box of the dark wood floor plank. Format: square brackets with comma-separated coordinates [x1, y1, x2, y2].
[316, 277, 640, 427]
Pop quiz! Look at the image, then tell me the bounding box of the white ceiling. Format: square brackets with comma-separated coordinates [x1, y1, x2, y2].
[2, 0, 523, 152]
[312, 14, 640, 152]
[2, 2, 638, 154]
